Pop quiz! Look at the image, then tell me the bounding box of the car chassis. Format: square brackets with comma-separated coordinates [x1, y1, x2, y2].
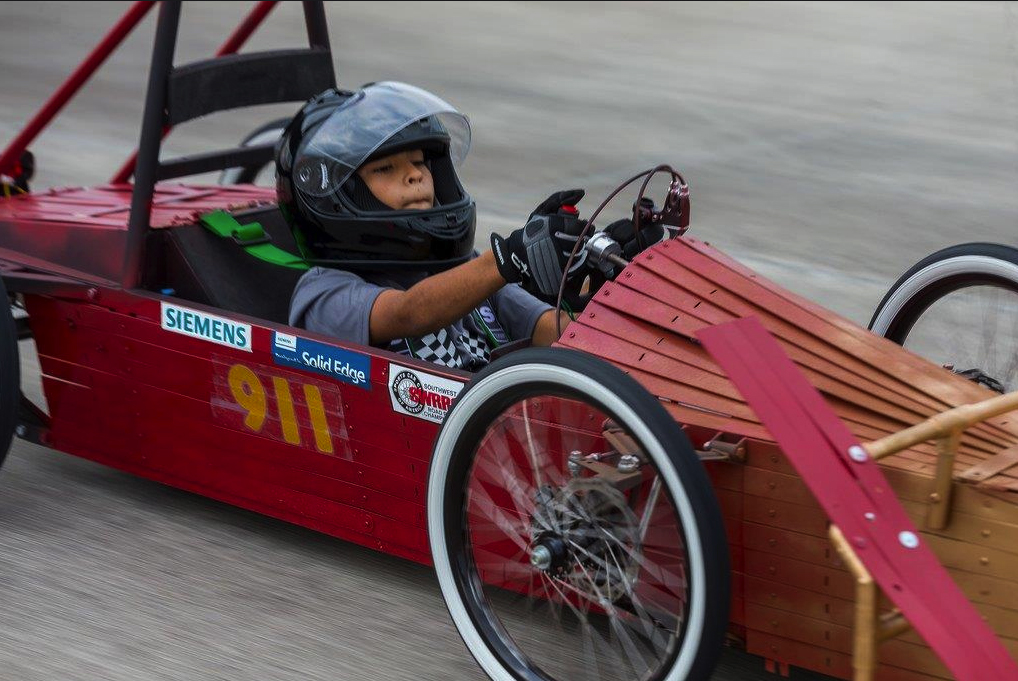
[1, 3, 1017, 681]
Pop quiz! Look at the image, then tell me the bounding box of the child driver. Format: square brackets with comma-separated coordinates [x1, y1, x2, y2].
[279, 82, 584, 371]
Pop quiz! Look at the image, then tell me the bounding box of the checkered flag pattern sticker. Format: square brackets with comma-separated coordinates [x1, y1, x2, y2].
[406, 327, 491, 370]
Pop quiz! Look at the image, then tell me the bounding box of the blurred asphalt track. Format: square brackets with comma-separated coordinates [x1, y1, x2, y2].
[1, 2, 1017, 680]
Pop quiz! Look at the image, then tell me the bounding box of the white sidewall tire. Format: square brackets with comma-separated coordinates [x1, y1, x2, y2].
[871, 255, 1018, 337]
[428, 356, 714, 681]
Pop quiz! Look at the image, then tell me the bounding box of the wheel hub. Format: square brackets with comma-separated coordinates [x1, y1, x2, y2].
[530, 477, 642, 601]
[529, 545, 551, 570]
[529, 535, 570, 574]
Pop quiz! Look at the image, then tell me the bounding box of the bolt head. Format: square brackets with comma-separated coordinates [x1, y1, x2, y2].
[848, 445, 868, 462]
[530, 545, 552, 570]
[898, 531, 920, 549]
[617, 454, 640, 473]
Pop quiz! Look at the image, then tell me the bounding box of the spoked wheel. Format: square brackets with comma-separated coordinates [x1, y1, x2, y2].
[217, 117, 291, 186]
[0, 278, 20, 468]
[869, 243, 1018, 393]
[428, 348, 729, 681]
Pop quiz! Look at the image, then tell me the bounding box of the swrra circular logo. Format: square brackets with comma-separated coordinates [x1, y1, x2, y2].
[391, 370, 424, 414]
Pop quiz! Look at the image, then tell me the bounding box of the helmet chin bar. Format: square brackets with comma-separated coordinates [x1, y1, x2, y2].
[295, 194, 478, 271]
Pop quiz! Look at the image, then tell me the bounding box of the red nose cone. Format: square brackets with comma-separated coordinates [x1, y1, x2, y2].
[560, 205, 579, 215]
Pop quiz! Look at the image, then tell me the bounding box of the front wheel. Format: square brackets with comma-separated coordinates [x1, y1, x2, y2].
[869, 243, 1018, 393]
[428, 347, 729, 681]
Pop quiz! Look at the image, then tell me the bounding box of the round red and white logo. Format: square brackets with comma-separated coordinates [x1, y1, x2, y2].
[391, 370, 425, 414]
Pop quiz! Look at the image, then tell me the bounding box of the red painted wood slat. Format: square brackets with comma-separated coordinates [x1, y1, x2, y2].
[699, 316, 1018, 680]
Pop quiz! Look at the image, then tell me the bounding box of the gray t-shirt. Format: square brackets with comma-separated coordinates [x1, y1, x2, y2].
[289, 263, 552, 371]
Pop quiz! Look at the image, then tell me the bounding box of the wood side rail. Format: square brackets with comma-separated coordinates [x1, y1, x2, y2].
[830, 525, 912, 681]
[865, 389, 1018, 530]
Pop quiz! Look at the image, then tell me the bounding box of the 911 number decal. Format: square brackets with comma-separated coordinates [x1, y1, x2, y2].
[212, 360, 346, 455]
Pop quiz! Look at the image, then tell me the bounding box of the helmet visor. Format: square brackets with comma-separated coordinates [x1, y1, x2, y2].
[293, 81, 471, 198]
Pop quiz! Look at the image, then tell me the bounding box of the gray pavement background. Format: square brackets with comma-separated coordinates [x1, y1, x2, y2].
[1, 1, 1016, 680]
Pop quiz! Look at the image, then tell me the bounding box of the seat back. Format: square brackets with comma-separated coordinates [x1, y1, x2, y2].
[146, 206, 304, 325]
[124, 1, 336, 288]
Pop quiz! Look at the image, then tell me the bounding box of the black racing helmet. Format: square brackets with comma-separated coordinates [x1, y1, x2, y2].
[276, 82, 475, 271]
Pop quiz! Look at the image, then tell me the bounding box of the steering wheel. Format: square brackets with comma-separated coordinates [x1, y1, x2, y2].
[544, 165, 691, 322]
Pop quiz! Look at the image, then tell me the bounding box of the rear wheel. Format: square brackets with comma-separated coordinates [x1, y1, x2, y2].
[428, 347, 729, 681]
[869, 243, 1018, 393]
[0, 278, 20, 468]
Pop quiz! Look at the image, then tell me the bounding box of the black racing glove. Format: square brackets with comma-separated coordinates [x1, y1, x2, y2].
[491, 189, 588, 297]
[603, 217, 667, 259]
[529, 189, 585, 220]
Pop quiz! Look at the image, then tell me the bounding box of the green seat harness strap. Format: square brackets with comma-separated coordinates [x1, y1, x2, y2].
[199, 210, 309, 271]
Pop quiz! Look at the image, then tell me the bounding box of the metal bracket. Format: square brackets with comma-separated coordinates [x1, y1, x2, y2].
[697, 432, 747, 462]
[16, 392, 51, 446]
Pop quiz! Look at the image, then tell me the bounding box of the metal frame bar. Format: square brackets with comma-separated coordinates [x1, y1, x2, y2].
[154, 143, 275, 181]
[119, 0, 331, 289]
[110, 1, 280, 184]
[121, 0, 182, 290]
[302, 0, 333, 52]
[0, 1, 155, 177]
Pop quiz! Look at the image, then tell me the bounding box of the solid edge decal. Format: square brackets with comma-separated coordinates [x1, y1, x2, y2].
[272, 331, 371, 389]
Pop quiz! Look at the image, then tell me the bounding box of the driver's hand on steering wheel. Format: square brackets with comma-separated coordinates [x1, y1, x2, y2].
[603, 218, 667, 259]
[490, 189, 589, 297]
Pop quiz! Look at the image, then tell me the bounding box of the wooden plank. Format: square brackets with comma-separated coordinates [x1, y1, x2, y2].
[677, 238, 1018, 427]
[744, 570, 1018, 639]
[744, 549, 856, 601]
[741, 522, 842, 569]
[743, 494, 830, 537]
[959, 445, 1018, 483]
[747, 631, 949, 681]
[746, 603, 953, 678]
[699, 316, 1018, 680]
[655, 238, 1018, 450]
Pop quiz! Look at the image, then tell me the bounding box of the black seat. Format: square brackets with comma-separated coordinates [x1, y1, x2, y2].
[145, 206, 305, 325]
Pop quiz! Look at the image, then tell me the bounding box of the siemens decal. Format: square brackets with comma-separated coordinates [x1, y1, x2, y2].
[161, 302, 252, 351]
[273, 332, 370, 389]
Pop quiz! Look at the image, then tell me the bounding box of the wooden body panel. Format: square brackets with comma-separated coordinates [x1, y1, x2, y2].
[560, 238, 1018, 679]
[0, 184, 276, 284]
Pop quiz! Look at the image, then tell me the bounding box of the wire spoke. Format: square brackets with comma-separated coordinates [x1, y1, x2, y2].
[468, 482, 531, 553]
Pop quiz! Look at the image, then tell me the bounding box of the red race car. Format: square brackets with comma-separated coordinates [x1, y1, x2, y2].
[2, 3, 1016, 681]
